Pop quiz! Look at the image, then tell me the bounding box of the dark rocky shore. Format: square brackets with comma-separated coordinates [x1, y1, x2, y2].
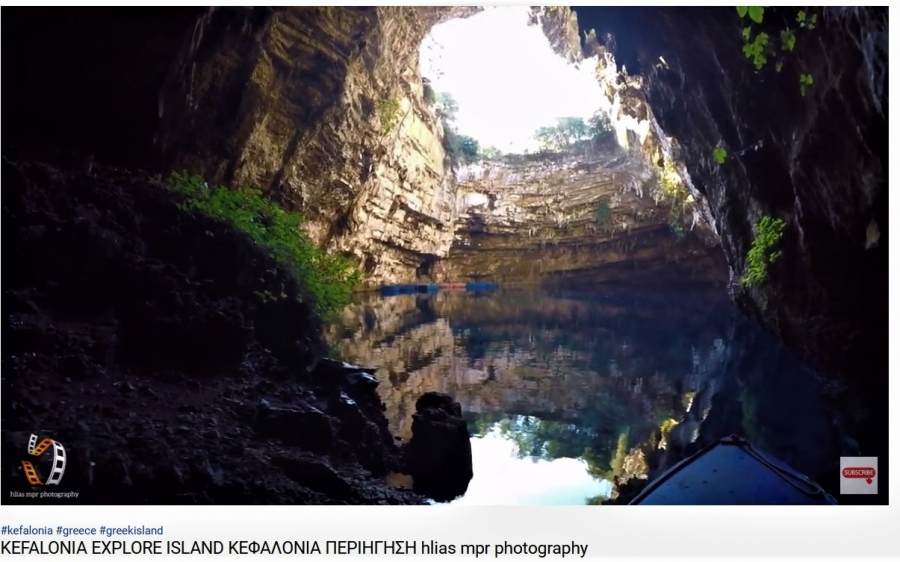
[2, 158, 470, 504]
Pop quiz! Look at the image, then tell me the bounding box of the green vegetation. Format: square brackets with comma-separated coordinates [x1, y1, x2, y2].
[434, 91, 458, 121]
[166, 172, 361, 316]
[736, 6, 765, 24]
[585, 431, 631, 482]
[535, 117, 588, 150]
[377, 97, 402, 132]
[253, 289, 287, 303]
[736, 7, 818, 95]
[780, 29, 797, 52]
[446, 130, 480, 162]
[796, 9, 817, 30]
[741, 28, 770, 70]
[431, 91, 481, 164]
[595, 201, 611, 224]
[479, 145, 503, 160]
[741, 215, 787, 287]
[534, 112, 613, 152]
[497, 416, 611, 462]
[426, 91, 613, 162]
[799, 73, 814, 96]
[327, 343, 343, 360]
[712, 146, 728, 165]
[669, 219, 687, 240]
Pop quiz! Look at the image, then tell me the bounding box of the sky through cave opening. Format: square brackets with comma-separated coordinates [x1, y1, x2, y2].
[419, 6, 609, 156]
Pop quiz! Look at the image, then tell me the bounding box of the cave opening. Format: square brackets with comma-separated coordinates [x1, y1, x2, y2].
[418, 6, 612, 158]
[415, 256, 437, 282]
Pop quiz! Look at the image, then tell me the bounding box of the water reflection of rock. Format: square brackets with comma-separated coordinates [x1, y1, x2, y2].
[329, 289, 727, 441]
[605, 314, 852, 504]
[328, 287, 849, 504]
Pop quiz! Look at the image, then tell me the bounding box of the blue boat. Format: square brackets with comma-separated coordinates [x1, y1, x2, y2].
[629, 435, 837, 505]
[380, 282, 498, 297]
[379, 284, 420, 296]
[465, 282, 499, 292]
[416, 284, 439, 294]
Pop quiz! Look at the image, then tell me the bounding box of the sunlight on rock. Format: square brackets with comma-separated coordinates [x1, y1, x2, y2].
[420, 6, 606, 154]
[658, 418, 680, 450]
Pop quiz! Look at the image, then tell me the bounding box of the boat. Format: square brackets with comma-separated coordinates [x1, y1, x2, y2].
[464, 282, 499, 292]
[379, 284, 419, 296]
[380, 282, 500, 296]
[629, 435, 838, 505]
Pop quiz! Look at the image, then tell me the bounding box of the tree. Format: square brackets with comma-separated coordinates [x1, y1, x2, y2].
[557, 116, 589, 144]
[447, 131, 479, 162]
[589, 111, 613, 135]
[435, 92, 459, 123]
[533, 117, 593, 152]
[480, 145, 502, 160]
[535, 125, 563, 151]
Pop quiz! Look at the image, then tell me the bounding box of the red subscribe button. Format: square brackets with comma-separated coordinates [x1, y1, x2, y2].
[842, 467, 876, 484]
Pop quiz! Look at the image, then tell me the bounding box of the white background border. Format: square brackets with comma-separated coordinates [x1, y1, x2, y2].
[0, 0, 896, 558]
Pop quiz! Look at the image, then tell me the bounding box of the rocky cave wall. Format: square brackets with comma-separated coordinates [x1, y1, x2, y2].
[434, 137, 725, 287]
[5, 5, 888, 504]
[6, 7, 884, 383]
[2, 7, 205, 169]
[425, 7, 726, 288]
[4, 6, 729, 290]
[156, 6, 482, 288]
[155, 6, 725, 289]
[576, 6, 888, 455]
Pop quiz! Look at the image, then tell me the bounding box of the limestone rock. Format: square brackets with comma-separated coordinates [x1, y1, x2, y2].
[158, 7, 480, 288]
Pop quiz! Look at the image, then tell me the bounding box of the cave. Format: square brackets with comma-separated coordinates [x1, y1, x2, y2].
[415, 256, 436, 281]
[2, 6, 888, 509]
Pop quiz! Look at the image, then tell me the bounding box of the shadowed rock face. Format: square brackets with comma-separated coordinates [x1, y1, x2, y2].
[157, 6, 480, 288]
[0, 159, 424, 505]
[403, 392, 473, 502]
[3, 7, 729, 290]
[574, 7, 887, 454]
[2, 8, 205, 170]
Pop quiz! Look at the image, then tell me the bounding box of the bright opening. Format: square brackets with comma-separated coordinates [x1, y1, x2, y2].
[420, 6, 609, 156]
[450, 426, 613, 505]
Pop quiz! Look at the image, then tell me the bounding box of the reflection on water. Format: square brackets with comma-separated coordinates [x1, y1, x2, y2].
[327, 287, 845, 505]
[455, 426, 612, 505]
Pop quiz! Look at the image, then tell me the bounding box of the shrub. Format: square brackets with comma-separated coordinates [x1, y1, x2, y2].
[165, 172, 361, 317]
[435, 92, 459, 122]
[712, 146, 728, 165]
[741, 215, 786, 287]
[480, 145, 502, 160]
[377, 97, 402, 132]
[445, 129, 480, 163]
[669, 219, 687, 240]
[595, 201, 611, 224]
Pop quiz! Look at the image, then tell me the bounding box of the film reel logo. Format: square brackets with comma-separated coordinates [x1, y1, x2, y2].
[21, 434, 67, 486]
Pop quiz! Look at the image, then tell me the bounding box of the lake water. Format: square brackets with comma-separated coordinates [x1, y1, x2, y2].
[327, 286, 845, 505]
